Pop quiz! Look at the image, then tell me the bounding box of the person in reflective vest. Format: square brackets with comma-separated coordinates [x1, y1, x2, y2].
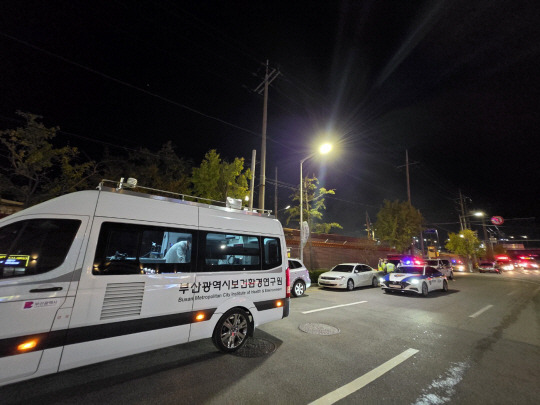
[378, 258, 386, 272]
[385, 259, 395, 273]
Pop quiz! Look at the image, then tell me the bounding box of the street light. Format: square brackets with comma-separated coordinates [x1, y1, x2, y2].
[299, 143, 332, 262]
[472, 211, 494, 260]
[275, 205, 290, 223]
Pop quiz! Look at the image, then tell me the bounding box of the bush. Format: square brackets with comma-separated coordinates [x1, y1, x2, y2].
[308, 269, 328, 284]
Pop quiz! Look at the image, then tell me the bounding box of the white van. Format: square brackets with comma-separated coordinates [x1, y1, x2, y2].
[0, 179, 290, 386]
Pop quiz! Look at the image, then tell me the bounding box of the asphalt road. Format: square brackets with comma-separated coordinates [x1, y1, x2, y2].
[2, 270, 539, 405]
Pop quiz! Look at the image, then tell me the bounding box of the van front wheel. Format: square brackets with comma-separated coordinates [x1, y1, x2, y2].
[212, 308, 250, 353]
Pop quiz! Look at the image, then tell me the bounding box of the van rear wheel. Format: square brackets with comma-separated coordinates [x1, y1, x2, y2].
[212, 308, 250, 353]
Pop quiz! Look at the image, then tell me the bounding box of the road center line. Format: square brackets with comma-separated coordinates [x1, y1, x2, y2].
[469, 304, 493, 318]
[309, 348, 419, 405]
[302, 301, 367, 314]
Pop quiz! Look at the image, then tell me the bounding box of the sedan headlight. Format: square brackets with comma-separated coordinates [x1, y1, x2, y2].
[411, 279, 419, 285]
[379, 278, 385, 283]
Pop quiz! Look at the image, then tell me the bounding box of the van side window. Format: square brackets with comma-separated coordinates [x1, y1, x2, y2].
[202, 232, 260, 272]
[263, 237, 282, 269]
[0, 219, 81, 279]
[93, 222, 194, 275]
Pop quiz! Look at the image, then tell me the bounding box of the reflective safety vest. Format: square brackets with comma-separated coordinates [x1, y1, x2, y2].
[386, 262, 395, 273]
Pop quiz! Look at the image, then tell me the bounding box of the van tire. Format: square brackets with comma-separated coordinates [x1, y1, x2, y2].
[212, 308, 250, 353]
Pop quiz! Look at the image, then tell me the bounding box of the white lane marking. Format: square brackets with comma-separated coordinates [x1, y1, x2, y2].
[507, 291, 516, 296]
[302, 301, 367, 314]
[469, 304, 493, 318]
[309, 348, 419, 405]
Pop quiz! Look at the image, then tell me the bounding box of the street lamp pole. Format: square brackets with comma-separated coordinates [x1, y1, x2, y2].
[299, 154, 313, 263]
[477, 213, 491, 260]
[299, 143, 332, 262]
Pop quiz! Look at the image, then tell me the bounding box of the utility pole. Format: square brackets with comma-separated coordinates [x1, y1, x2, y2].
[274, 167, 278, 218]
[365, 211, 373, 240]
[249, 150, 256, 211]
[406, 150, 411, 204]
[254, 60, 280, 211]
[459, 190, 467, 230]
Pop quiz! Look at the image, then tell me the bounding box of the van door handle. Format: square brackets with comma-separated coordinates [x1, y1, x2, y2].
[29, 287, 63, 293]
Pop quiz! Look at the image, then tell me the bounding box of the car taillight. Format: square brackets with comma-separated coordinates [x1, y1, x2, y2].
[286, 267, 291, 298]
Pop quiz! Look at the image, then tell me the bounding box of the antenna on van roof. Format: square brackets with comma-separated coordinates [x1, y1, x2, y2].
[226, 197, 242, 210]
[117, 177, 138, 190]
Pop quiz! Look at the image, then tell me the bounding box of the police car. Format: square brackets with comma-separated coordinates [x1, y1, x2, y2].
[379, 265, 449, 296]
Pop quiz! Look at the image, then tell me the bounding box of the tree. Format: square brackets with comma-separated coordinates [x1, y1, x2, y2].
[100, 142, 192, 194]
[190, 149, 251, 202]
[375, 200, 423, 253]
[445, 229, 484, 271]
[285, 175, 342, 234]
[0, 111, 96, 207]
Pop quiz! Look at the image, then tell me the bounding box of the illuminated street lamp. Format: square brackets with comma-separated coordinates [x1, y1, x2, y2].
[300, 143, 332, 262]
[275, 205, 290, 222]
[472, 211, 493, 260]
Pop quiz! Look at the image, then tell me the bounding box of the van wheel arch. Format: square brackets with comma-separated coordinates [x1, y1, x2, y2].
[212, 307, 254, 353]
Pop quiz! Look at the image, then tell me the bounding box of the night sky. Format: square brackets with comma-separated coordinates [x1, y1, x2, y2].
[1, 0, 539, 241]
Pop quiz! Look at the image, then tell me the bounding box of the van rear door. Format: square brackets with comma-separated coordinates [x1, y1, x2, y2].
[0, 216, 88, 385]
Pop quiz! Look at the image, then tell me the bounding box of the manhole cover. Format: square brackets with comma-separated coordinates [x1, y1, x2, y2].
[232, 338, 276, 358]
[299, 323, 340, 335]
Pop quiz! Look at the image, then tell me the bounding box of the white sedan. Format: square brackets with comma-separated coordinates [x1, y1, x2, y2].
[380, 265, 448, 296]
[318, 263, 380, 291]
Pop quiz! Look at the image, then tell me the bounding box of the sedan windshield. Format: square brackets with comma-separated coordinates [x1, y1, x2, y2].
[331, 265, 354, 273]
[399, 266, 423, 274]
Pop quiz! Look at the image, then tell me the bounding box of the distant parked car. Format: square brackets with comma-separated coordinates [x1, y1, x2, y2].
[478, 261, 503, 274]
[425, 259, 454, 279]
[288, 259, 311, 297]
[318, 263, 379, 291]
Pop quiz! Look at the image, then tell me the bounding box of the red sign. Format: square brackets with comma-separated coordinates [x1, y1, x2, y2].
[491, 216, 504, 225]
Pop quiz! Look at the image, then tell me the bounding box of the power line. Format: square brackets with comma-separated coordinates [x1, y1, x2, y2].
[0, 31, 289, 150]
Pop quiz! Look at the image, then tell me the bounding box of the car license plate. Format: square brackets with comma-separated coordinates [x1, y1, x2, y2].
[390, 283, 401, 288]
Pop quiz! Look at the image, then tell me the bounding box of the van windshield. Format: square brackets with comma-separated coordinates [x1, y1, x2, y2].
[0, 219, 81, 278]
